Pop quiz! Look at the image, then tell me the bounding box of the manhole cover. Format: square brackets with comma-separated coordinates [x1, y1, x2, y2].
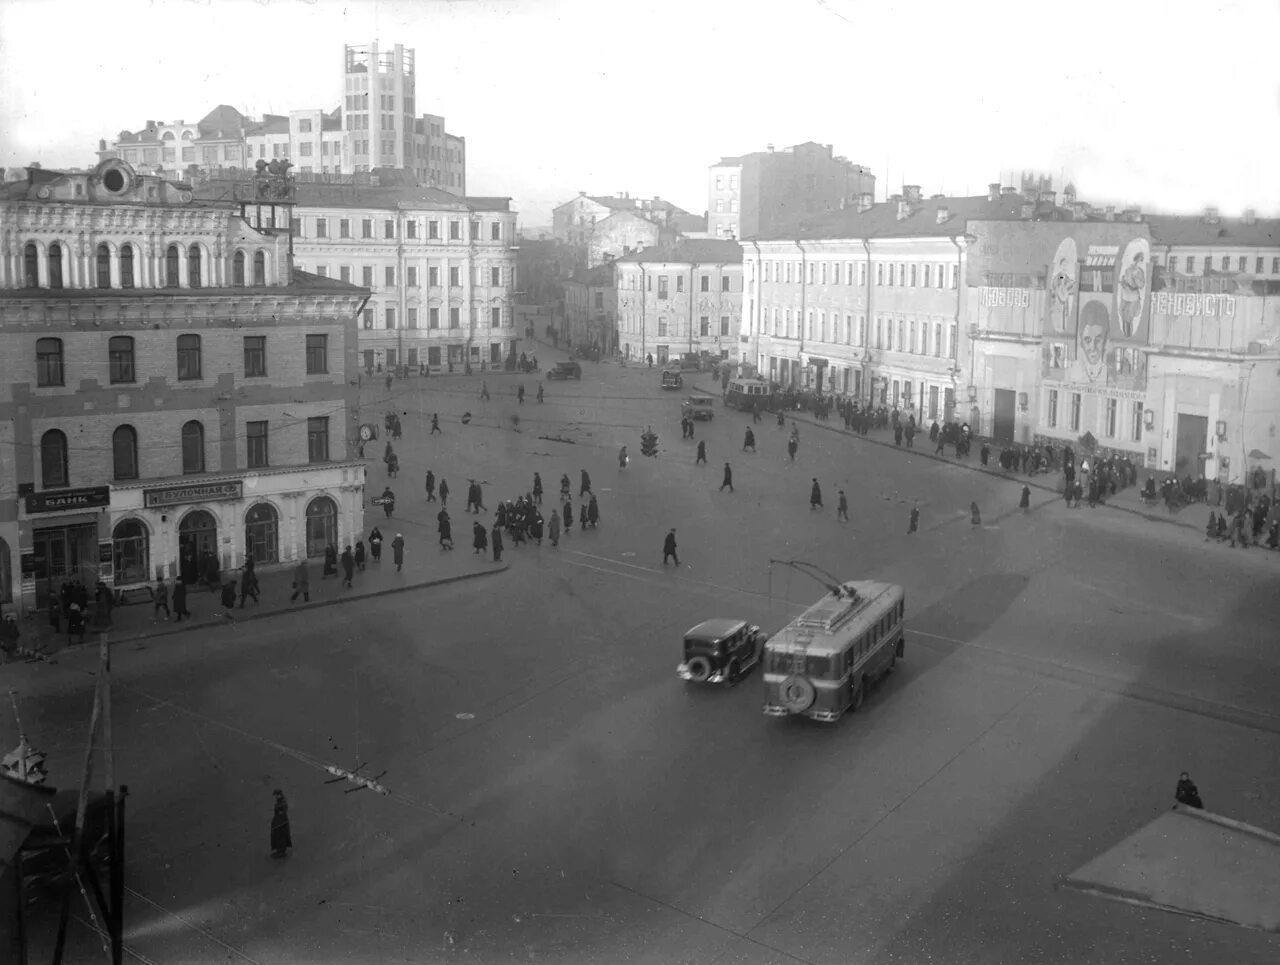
[455, 713, 475, 720]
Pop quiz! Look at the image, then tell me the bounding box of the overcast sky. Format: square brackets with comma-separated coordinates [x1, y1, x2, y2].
[2, 0, 1278, 226]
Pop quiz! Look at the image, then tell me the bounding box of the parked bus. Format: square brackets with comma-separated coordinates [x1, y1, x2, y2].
[725, 378, 773, 411]
[762, 580, 905, 723]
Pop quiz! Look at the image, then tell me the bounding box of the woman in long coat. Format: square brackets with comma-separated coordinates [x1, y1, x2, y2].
[548, 510, 561, 547]
[391, 533, 406, 571]
[438, 511, 453, 550]
[270, 790, 292, 857]
[587, 495, 600, 528]
[472, 521, 488, 554]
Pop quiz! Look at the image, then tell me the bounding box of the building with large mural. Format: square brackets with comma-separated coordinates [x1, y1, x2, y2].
[0, 161, 370, 615]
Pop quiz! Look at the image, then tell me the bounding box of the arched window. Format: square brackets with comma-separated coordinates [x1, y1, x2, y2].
[181, 420, 205, 474]
[162, 130, 175, 141]
[188, 245, 201, 288]
[304, 496, 338, 558]
[253, 250, 266, 286]
[181, 130, 193, 141]
[165, 245, 180, 288]
[120, 244, 135, 289]
[244, 502, 279, 564]
[112, 425, 139, 480]
[97, 244, 111, 289]
[47, 243, 63, 289]
[233, 250, 246, 286]
[23, 243, 39, 287]
[40, 430, 68, 487]
[112, 519, 150, 586]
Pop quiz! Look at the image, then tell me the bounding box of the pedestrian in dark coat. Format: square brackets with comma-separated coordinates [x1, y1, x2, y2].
[290, 559, 310, 602]
[1020, 485, 1031, 511]
[788, 437, 798, 462]
[425, 470, 436, 502]
[473, 521, 488, 554]
[430, 413, 441, 434]
[743, 427, 756, 452]
[587, 495, 600, 527]
[894, 424, 904, 446]
[696, 440, 707, 464]
[580, 470, 592, 496]
[970, 502, 982, 525]
[491, 524, 504, 562]
[1175, 772, 1203, 809]
[563, 498, 573, 533]
[354, 540, 366, 571]
[837, 490, 848, 521]
[438, 478, 449, 507]
[908, 506, 919, 533]
[810, 478, 823, 509]
[172, 579, 190, 620]
[341, 546, 355, 587]
[720, 463, 734, 492]
[981, 443, 990, 466]
[548, 510, 561, 546]
[533, 473, 543, 504]
[530, 512, 544, 545]
[270, 790, 292, 857]
[663, 528, 679, 566]
[323, 545, 338, 577]
[220, 580, 237, 612]
[579, 502, 589, 529]
[381, 487, 396, 518]
[369, 527, 384, 561]
[438, 510, 453, 549]
[392, 533, 406, 571]
[239, 568, 260, 607]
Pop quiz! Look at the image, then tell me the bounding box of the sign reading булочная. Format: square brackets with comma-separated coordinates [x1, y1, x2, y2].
[143, 480, 244, 509]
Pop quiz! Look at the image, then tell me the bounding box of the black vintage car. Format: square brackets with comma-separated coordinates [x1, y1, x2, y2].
[546, 360, 583, 380]
[677, 618, 765, 685]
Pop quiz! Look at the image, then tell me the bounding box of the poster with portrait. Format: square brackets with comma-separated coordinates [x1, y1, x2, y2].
[1113, 238, 1150, 341]
[1044, 236, 1078, 336]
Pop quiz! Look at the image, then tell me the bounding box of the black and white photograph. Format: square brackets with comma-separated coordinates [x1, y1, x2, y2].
[2, 0, 1279, 962]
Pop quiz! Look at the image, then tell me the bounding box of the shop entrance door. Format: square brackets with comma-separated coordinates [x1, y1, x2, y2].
[993, 389, 1017, 444]
[1175, 414, 1208, 476]
[178, 510, 218, 584]
[33, 523, 97, 608]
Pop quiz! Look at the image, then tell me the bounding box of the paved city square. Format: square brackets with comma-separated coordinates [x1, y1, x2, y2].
[13, 357, 1280, 963]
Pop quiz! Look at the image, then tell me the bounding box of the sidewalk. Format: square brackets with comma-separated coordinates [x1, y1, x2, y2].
[10, 513, 507, 662]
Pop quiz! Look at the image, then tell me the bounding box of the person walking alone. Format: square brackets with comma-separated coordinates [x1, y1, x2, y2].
[837, 490, 849, 522]
[340, 546, 355, 588]
[663, 528, 680, 566]
[548, 509, 561, 547]
[425, 470, 436, 502]
[270, 790, 292, 858]
[438, 478, 449, 508]
[908, 505, 920, 534]
[720, 462, 734, 493]
[696, 440, 707, 465]
[354, 540, 366, 572]
[392, 533, 406, 572]
[491, 522, 504, 563]
[810, 478, 823, 510]
[172, 578, 190, 621]
[430, 413, 441, 435]
[472, 520, 488, 555]
[1020, 485, 1031, 511]
[290, 559, 310, 602]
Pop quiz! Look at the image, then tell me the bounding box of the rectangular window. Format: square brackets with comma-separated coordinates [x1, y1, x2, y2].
[701, 274, 710, 292]
[910, 264, 917, 286]
[1047, 389, 1058, 428]
[385, 266, 395, 286]
[1273, 257, 1280, 273]
[699, 316, 710, 336]
[448, 220, 461, 240]
[290, 217, 302, 237]
[449, 267, 460, 287]
[1220, 255, 1230, 270]
[1070, 393, 1081, 431]
[1105, 398, 1118, 437]
[429, 220, 440, 239]
[491, 221, 501, 241]
[1186, 256, 1196, 274]
[676, 275, 685, 293]
[307, 416, 329, 463]
[658, 276, 669, 299]
[362, 309, 373, 330]
[469, 220, 480, 240]
[108, 336, 135, 384]
[1237, 256, 1247, 272]
[385, 308, 396, 329]
[1168, 256, 1178, 273]
[315, 218, 328, 238]
[385, 220, 395, 239]
[429, 266, 440, 287]
[490, 267, 501, 286]
[362, 266, 374, 287]
[948, 323, 957, 358]
[1256, 257, 1264, 273]
[246, 420, 269, 468]
[491, 307, 501, 327]
[340, 266, 351, 283]
[429, 307, 440, 329]
[720, 316, 730, 336]
[876, 263, 884, 285]
[305, 334, 328, 374]
[950, 264, 959, 288]
[407, 308, 418, 329]
[339, 218, 351, 238]
[177, 333, 201, 380]
[362, 219, 373, 239]
[922, 265, 931, 287]
[1132, 401, 1144, 442]
[449, 307, 460, 327]
[657, 319, 668, 337]
[407, 267, 418, 287]
[243, 336, 266, 377]
[406, 220, 417, 239]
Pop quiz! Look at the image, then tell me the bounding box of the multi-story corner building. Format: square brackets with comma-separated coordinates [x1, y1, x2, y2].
[708, 142, 877, 240]
[563, 261, 617, 355]
[0, 160, 370, 614]
[97, 43, 466, 193]
[551, 193, 699, 269]
[614, 240, 743, 365]
[280, 181, 517, 372]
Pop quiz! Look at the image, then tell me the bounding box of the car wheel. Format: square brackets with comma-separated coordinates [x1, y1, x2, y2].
[850, 675, 865, 712]
[686, 656, 712, 682]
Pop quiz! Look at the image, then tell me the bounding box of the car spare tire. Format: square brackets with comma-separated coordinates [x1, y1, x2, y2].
[686, 656, 712, 682]
[779, 675, 816, 712]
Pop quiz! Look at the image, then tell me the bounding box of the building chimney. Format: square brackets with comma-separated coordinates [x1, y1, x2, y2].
[1243, 208, 1257, 225]
[1104, 206, 1116, 221]
[1203, 206, 1220, 224]
[1000, 186, 1018, 197]
[988, 183, 1001, 201]
[1020, 203, 1035, 220]
[903, 184, 922, 203]
[858, 192, 874, 212]
[936, 206, 950, 224]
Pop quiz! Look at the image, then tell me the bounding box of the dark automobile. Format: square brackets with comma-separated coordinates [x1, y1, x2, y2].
[19, 789, 113, 900]
[546, 360, 583, 380]
[677, 618, 765, 685]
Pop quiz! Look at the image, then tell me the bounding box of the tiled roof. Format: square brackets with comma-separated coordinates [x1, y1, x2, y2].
[290, 268, 369, 293]
[615, 238, 743, 264]
[752, 193, 1083, 241]
[1145, 214, 1280, 248]
[245, 115, 289, 137]
[197, 104, 248, 135]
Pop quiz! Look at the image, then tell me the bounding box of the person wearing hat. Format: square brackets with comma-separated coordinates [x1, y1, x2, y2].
[270, 790, 292, 858]
[392, 533, 406, 572]
[662, 528, 679, 566]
